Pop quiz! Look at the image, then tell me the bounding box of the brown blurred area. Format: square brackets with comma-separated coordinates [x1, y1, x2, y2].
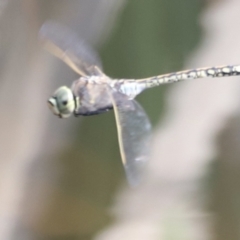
[1, 0, 240, 240]
[0, 1, 126, 239]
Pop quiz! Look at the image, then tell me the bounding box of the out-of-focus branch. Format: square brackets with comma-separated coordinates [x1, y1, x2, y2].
[0, 1, 125, 239]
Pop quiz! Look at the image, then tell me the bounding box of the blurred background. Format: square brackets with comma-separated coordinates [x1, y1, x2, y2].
[1, 0, 240, 239]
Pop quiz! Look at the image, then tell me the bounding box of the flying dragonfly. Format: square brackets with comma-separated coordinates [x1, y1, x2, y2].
[40, 21, 240, 186]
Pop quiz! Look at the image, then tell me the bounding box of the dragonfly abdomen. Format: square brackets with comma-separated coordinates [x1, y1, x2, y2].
[115, 80, 146, 99]
[140, 65, 240, 88]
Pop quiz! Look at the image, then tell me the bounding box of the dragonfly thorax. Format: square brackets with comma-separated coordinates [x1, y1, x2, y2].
[48, 86, 78, 118]
[71, 76, 114, 116]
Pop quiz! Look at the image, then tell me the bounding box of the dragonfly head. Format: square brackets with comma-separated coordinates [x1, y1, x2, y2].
[48, 86, 77, 118]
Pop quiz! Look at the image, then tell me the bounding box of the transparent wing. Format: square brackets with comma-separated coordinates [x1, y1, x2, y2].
[39, 21, 102, 76]
[110, 92, 152, 187]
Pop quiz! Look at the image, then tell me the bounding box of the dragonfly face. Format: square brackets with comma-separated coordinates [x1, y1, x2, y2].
[48, 86, 78, 118]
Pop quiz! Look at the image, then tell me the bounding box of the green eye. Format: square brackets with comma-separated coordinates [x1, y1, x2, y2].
[48, 86, 75, 118]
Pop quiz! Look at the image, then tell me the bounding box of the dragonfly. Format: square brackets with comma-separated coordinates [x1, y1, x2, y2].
[40, 21, 240, 186]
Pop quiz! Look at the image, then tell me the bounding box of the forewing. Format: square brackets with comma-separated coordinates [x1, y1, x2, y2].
[39, 21, 102, 76]
[111, 92, 152, 186]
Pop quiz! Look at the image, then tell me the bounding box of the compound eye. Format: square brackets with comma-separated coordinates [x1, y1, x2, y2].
[62, 100, 68, 105]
